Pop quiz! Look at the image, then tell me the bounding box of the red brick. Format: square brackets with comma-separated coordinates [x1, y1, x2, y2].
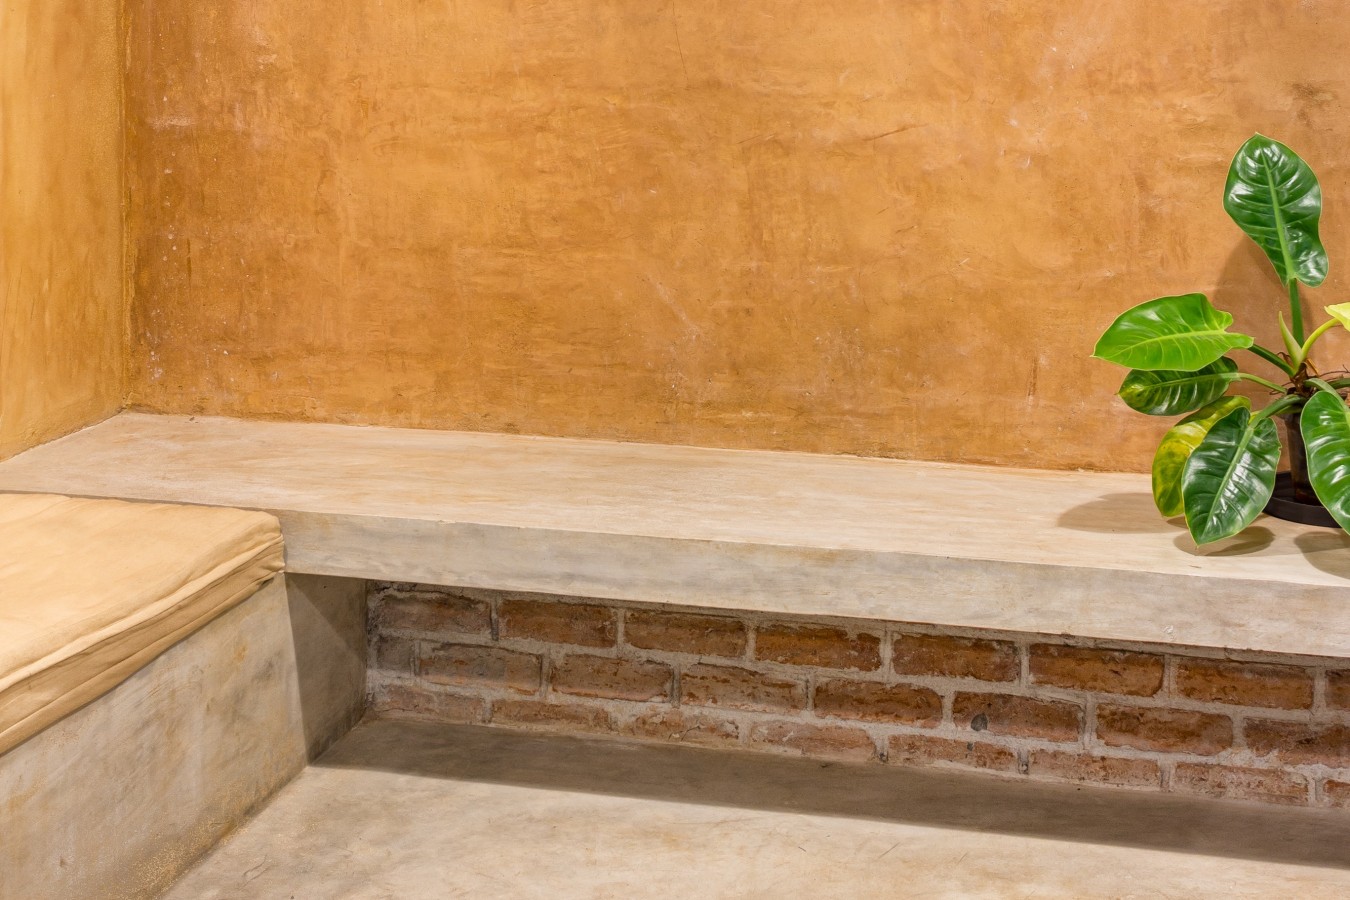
[813, 679, 941, 726]
[1174, 659, 1313, 710]
[885, 734, 1019, 773]
[952, 693, 1082, 742]
[1096, 705, 1232, 755]
[622, 709, 741, 749]
[491, 699, 613, 734]
[681, 664, 807, 713]
[1326, 780, 1350, 809]
[893, 633, 1018, 682]
[499, 598, 616, 647]
[374, 591, 490, 635]
[624, 610, 747, 658]
[1027, 750, 1161, 788]
[1029, 645, 1163, 697]
[754, 624, 881, 671]
[419, 642, 541, 693]
[551, 655, 672, 702]
[1172, 763, 1309, 806]
[371, 681, 485, 723]
[1328, 670, 1350, 711]
[371, 635, 416, 674]
[1244, 721, 1350, 767]
[747, 721, 877, 761]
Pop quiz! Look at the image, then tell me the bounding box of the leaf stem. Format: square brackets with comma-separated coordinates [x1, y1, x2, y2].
[1298, 318, 1342, 363]
[1306, 377, 1342, 397]
[1252, 393, 1304, 423]
[1245, 344, 1297, 376]
[1289, 280, 1306, 344]
[1237, 373, 1287, 393]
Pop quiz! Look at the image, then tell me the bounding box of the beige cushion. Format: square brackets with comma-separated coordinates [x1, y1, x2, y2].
[0, 493, 284, 756]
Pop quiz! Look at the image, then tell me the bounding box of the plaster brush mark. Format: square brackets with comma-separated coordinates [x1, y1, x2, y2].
[863, 124, 921, 142]
[670, 1, 689, 86]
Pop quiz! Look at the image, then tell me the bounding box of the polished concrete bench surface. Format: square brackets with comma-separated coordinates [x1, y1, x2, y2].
[1, 412, 1348, 658]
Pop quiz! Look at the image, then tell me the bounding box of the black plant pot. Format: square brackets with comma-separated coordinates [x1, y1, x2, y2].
[1266, 411, 1339, 528]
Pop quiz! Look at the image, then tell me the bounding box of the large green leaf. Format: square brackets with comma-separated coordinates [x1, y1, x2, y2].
[1119, 358, 1240, 416]
[1224, 134, 1327, 287]
[1152, 396, 1251, 516]
[1181, 407, 1280, 544]
[1299, 390, 1350, 531]
[1093, 294, 1253, 371]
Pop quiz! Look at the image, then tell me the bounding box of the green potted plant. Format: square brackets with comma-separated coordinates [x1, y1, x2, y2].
[1094, 134, 1350, 544]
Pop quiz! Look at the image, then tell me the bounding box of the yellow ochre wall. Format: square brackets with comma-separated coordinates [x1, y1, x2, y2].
[124, 1, 1350, 470]
[0, 0, 124, 460]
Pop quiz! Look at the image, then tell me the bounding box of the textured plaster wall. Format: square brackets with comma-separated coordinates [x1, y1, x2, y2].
[0, 0, 124, 460]
[125, 1, 1350, 470]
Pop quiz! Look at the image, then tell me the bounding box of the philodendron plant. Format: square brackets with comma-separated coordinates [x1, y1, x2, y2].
[1094, 134, 1350, 545]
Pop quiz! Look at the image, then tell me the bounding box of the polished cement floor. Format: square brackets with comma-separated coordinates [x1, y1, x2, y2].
[165, 719, 1350, 899]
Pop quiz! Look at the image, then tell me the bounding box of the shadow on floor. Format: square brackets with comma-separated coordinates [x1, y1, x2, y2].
[319, 718, 1350, 871]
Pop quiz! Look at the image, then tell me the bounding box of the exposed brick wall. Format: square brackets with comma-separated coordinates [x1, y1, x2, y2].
[366, 583, 1350, 809]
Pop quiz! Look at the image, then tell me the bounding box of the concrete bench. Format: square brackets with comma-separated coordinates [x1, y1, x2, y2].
[1, 412, 1347, 818]
[1, 412, 1348, 657]
[0, 493, 364, 899]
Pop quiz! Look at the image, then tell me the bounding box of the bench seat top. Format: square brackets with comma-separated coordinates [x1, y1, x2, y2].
[0, 413, 1347, 659]
[0, 493, 283, 755]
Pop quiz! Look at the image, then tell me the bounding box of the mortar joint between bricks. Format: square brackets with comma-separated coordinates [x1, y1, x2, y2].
[1313, 668, 1327, 714]
[1083, 696, 1098, 749]
[744, 625, 757, 661]
[539, 654, 553, 698]
[1018, 641, 1030, 687]
[489, 597, 500, 642]
[1162, 655, 1177, 696]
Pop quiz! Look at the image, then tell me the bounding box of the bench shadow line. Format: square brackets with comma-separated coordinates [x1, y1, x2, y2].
[316, 718, 1350, 872]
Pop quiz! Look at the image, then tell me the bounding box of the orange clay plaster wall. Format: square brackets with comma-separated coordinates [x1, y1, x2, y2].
[0, 0, 124, 460]
[125, 1, 1350, 471]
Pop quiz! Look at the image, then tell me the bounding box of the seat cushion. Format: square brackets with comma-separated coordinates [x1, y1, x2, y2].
[0, 493, 284, 755]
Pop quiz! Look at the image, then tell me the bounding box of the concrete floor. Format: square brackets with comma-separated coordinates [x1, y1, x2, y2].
[166, 720, 1350, 899]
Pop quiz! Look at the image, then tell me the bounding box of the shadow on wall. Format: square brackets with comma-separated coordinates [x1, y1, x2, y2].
[320, 719, 1350, 871]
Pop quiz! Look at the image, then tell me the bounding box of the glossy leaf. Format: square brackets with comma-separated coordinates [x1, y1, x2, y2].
[1181, 407, 1280, 544]
[1093, 294, 1254, 371]
[1224, 134, 1327, 287]
[1325, 303, 1350, 330]
[1119, 358, 1240, 416]
[1152, 396, 1251, 517]
[1299, 389, 1350, 531]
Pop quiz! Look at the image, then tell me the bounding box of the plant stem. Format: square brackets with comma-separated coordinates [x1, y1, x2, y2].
[1246, 344, 1297, 376]
[1289, 280, 1306, 344]
[1237, 373, 1287, 393]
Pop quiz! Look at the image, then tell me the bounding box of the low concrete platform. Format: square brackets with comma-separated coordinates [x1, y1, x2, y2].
[2, 413, 1349, 658]
[166, 719, 1350, 898]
